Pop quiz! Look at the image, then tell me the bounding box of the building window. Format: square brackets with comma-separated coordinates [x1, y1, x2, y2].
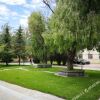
[88, 54, 93, 59]
[79, 54, 83, 59]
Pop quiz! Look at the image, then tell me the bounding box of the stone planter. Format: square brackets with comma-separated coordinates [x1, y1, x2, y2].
[33, 64, 52, 68]
[57, 70, 85, 77]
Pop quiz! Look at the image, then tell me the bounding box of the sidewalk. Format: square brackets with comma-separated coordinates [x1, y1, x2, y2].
[0, 81, 64, 100]
[53, 64, 100, 71]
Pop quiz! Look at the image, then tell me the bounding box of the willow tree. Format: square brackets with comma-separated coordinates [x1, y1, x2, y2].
[28, 12, 46, 63]
[46, 0, 100, 70]
[96, 16, 100, 53]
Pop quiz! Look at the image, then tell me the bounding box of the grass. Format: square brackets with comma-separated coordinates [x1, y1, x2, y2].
[0, 65, 100, 100]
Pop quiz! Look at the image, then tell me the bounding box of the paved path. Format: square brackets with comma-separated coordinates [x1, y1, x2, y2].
[76, 64, 100, 71]
[53, 64, 100, 71]
[0, 81, 64, 100]
[4, 62, 100, 71]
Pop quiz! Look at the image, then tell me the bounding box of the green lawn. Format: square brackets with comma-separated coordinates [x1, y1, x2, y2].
[0, 65, 100, 100]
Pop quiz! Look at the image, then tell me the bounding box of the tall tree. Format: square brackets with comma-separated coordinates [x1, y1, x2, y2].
[0, 24, 13, 65]
[28, 12, 46, 63]
[14, 26, 26, 65]
[47, 0, 100, 70]
[0, 34, 4, 52]
[96, 16, 100, 53]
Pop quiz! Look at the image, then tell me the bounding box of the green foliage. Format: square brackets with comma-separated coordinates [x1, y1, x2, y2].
[45, 0, 100, 69]
[96, 37, 100, 52]
[14, 26, 26, 65]
[28, 12, 45, 34]
[0, 45, 5, 52]
[49, 0, 99, 52]
[0, 34, 5, 52]
[28, 12, 46, 63]
[0, 24, 13, 65]
[96, 16, 100, 52]
[23, 30, 33, 56]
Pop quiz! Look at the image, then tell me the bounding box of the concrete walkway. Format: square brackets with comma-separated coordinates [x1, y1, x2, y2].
[0, 81, 64, 100]
[3, 62, 100, 71]
[75, 64, 100, 71]
[53, 64, 100, 71]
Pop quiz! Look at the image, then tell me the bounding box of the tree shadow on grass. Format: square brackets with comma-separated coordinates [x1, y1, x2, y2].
[0, 64, 28, 68]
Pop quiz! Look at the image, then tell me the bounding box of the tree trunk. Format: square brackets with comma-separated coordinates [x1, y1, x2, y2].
[50, 59, 53, 65]
[67, 48, 76, 70]
[18, 56, 21, 66]
[67, 59, 74, 70]
[43, 56, 47, 64]
[6, 61, 8, 66]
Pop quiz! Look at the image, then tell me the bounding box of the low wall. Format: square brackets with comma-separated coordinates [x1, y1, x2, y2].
[57, 70, 85, 77]
[33, 64, 52, 68]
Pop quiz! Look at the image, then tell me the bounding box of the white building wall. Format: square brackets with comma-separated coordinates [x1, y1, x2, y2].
[78, 49, 100, 63]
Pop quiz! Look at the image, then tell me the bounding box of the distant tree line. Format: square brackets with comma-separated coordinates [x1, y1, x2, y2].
[0, 24, 26, 66]
[0, 22, 69, 66]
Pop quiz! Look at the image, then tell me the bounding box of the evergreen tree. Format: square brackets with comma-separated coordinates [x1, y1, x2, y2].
[14, 26, 26, 65]
[0, 34, 4, 52]
[0, 24, 13, 65]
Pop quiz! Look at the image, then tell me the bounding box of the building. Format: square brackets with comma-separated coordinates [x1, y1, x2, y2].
[78, 49, 100, 63]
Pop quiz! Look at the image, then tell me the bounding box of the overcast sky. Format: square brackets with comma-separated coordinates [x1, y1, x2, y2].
[0, 0, 56, 30]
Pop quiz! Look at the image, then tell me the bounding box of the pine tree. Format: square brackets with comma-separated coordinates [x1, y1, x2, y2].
[14, 26, 26, 65]
[0, 24, 13, 66]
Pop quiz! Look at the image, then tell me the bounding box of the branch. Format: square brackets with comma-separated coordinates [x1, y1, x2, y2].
[43, 0, 54, 13]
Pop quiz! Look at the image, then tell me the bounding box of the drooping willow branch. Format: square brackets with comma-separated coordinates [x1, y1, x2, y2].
[43, 0, 54, 13]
